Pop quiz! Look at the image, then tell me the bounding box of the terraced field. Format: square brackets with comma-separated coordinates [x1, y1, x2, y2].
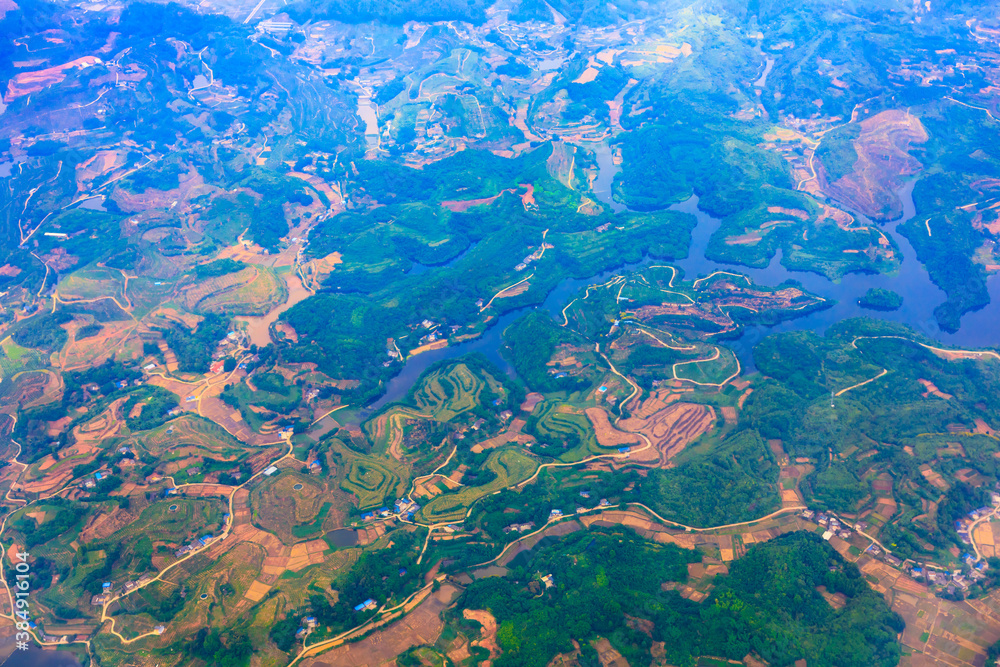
[182, 266, 288, 316]
[139, 415, 248, 460]
[335, 441, 409, 510]
[104, 498, 227, 550]
[410, 362, 503, 422]
[530, 401, 603, 462]
[251, 473, 329, 544]
[418, 449, 537, 524]
[363, 406, 434, 459]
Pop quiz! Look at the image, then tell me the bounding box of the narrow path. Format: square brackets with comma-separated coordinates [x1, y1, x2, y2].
[834, 368, 888, 397]
[480, 272, 534, 312]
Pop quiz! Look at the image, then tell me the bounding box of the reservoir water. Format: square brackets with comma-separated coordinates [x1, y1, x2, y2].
[364, 152, 1000, 409]
[2, 645, 83, 667]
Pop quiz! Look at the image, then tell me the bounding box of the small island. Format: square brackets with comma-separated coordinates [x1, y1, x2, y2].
[859, 287, 904, 311]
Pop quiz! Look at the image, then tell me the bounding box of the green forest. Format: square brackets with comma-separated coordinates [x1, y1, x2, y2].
[459, 529, 901, 667]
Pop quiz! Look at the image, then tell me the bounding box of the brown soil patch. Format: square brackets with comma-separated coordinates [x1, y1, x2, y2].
[243, 580, 271, 602]
[585, 408, 640, 448]
[521, 393, 544, 413]
[918, 378, 953, 400]
[463, 608, 499, 661]
[472, 418, 533, 453]
[592, 637, 629, 667]
[721, 406, 737, 424]
[819, 109, 928, 220]
[767, 206, 810, 220]
[494, 281, 530, 299]
[5, 55, 102, 101]
[303, 584, 460, 667]
[440, 189, 514, 212]
[618, 401, 715, 466]
[816, 585, 847, 610]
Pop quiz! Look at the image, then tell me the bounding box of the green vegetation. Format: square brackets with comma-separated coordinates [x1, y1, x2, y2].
[419, 449, 537, 523]
[745, 318, 1000, 557]
[638, 429, 781, 527]
[9, 313, 71, 351]
[460, 529, 901, 667]
[123, 386, 180, 431]
[859, 287, 904, 311]
[161, 313, 230, 373]
[195, 259, 248, 279]
[336, 441, 407, 510]
[815, 123, 862, 182]
[221, 371, 301, 430]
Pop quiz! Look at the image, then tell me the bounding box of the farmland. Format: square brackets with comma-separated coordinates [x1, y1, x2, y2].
[4, 0, 1000, 664]
[418, 449, 538, 524]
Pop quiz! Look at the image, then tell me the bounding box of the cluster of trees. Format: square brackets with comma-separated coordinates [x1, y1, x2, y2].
[16, 500, 86, 548]
[160, 313, 230, 373]
[637, 429, 781, 527]
[271, 529, 424, 651]
[744, 319, 1000, 552]
[123, 387, 179, 431]
[194, 258, 247, 279]
[63, 359, 141, 408]
[459, 529, 901, 667]
[9, 312, 71, 351]
[858, 287, 903, 311]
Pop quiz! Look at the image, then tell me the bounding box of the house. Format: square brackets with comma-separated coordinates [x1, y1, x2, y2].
[550, 509, 563, 519]
[541, 574, 555, 588]
[361, 512, 374, 522]
[304, 616, 317, 629]
[154, 625, 166, 635]
[91, 595, 108, 606]
[295, 628, 307, 639]
[354, 598, 377, 612]
[800, 509, 815, 520]
[599, 499, 611, 507]
[499, 410, 513, 421]
[885, 555, 902, 567]
[199, 535, 214, 546]
[618, 447, 630, 454]
[398, 568, 407, 576]
[263, 466, 279, 476]
[102, 582, 113, 591]
[575, 507, 587, 514]
[579, 491, 591, 499]
[471, 418, 487, 431]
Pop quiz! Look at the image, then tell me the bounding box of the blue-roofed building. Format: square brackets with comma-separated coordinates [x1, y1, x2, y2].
[94, 472, 104, 481]
[618, 446, 630, 454]
[102, 582, 112, 590]
[354, 598, 376, 612]
[399, 568, 407, 576]
[361, 512, 374, 521]
[550, 509, 563, 518]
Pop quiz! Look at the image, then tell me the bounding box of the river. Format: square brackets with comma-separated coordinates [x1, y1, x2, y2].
[363, 150, 1000, 410]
